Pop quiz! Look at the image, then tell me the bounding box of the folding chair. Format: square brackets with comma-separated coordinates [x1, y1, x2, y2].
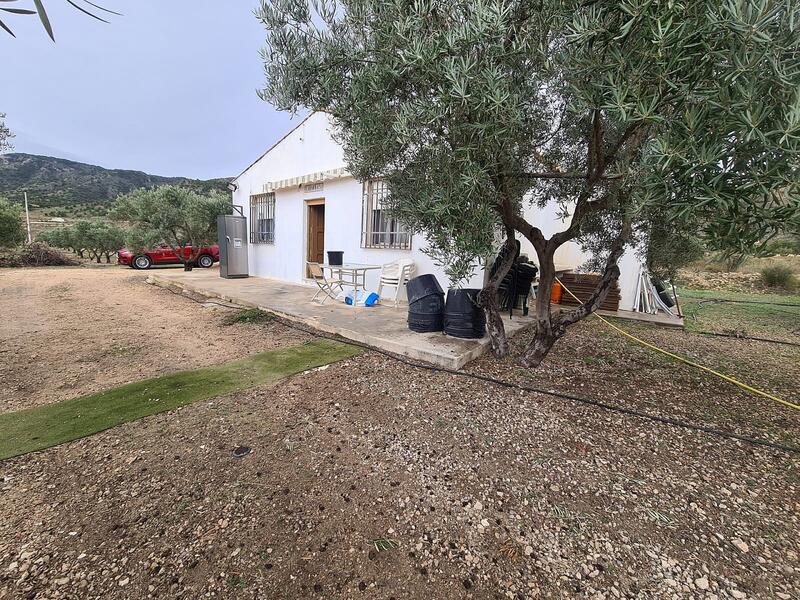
[307, 262, 345, 304]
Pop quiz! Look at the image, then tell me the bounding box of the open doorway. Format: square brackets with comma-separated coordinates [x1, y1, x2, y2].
[306, 199, 325, 277]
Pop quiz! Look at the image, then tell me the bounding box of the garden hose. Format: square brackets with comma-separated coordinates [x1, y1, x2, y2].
[556, 278, 800, 412]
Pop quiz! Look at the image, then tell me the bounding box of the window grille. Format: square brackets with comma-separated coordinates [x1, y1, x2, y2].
[361, 180, 412, 250]
[249, 193, 275, 244]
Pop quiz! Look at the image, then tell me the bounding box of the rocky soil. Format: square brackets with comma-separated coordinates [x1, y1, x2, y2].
[1, 267, 798, 599]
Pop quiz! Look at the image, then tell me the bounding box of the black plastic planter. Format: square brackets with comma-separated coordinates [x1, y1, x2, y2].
[407, 274, 445, 333]
[327, 251, 344, 266]
[444, 288, 486, 339]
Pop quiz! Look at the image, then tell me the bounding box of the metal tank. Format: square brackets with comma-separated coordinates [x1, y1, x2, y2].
[217, 214, 249, 279]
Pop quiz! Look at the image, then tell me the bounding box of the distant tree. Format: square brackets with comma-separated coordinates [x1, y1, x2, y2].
[70, 220, 92, 258]
[84, 221, 126, 263]
[39, 222, 86, 257]
[0, 113, 12, 152]
[0, 197, 25, 247]
[36, 227, 63, 246]
[111, 186, 230, 271]
[259, 0, 800, 365]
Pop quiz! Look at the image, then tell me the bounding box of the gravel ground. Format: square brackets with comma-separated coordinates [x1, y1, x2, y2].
[1, 268, 798, 599]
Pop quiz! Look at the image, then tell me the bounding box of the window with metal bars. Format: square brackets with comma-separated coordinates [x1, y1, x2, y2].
[361, 180, 412, 250]
[249, 193, 275, 244]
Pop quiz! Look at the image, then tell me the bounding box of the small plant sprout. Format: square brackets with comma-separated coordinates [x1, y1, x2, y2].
[370, 538, 399, 552]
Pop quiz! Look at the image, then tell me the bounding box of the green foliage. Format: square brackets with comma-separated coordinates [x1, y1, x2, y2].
[0, 0, 120, 41]
[0, 112, 12, 152]
[223, 308, 276, 326]
[764, 236, 800, 256]
[0, 153, 230, 211]
[258, 0, 800, 281]
[111, 185, 231, 268]
[39, 220, 127, 262]
[761, 265, 798, 290]
[0, 196, 25, 247]
[84, 221, 127, 263]
[644, 223, 706, 282]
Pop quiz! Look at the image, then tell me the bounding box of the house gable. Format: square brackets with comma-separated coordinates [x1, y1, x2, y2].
[232, 112, 347, 194]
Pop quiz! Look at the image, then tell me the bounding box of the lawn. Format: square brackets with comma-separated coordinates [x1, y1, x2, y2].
[678, 287, 800, 341]
[0, 339, 360, 460]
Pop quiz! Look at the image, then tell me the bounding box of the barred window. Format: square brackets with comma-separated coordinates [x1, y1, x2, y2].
[361, 180, 412, 250]
[250, 193, 275, 244]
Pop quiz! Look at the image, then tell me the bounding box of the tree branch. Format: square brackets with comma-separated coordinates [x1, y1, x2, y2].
[511, 171, 623, 181]
[557, 217, 632, 328]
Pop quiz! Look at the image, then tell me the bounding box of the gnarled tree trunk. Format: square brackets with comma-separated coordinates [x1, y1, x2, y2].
[478, 227, 517, 358]
[521, 222, 630, 367]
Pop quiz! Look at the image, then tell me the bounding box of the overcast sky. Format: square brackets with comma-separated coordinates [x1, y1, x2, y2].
[1, 1, 299, 179]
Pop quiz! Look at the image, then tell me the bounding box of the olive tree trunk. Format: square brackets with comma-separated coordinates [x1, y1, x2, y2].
[520, 224, 629, 367]
[477, 227, 517, 358]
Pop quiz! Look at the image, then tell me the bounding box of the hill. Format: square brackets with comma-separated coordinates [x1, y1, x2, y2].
[0, 153, 230, 216]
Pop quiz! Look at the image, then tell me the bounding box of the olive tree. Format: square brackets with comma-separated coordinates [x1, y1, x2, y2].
[39, 222, 88, 257]
[258, 0, 800, 365]
[0, 0, 119, 40]
[111, 186, 230, 271]
[0, 197, 25, 247]
[74, 221, 127, 263]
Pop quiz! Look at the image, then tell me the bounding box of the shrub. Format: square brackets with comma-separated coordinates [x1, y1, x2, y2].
[0, 197, 25, 248]
[764, 238, 800, 256]
[760, 265, 797, 290]
[223, 308, 275, 326]
[0, 242, 80, 268]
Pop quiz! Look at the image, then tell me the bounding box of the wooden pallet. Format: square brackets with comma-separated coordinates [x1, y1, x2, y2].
[556, 273, 621, 312]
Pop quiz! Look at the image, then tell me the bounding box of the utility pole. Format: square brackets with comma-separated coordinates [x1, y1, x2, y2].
[23, 191, 32, 243]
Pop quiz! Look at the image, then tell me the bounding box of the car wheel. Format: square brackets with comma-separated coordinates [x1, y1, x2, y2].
[197, 254, 214, 268]
[133, 255, 152, 270]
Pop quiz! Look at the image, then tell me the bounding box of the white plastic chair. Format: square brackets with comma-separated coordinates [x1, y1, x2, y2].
[377, 259, 415, 306]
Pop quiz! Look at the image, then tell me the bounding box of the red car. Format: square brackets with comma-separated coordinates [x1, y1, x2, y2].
[118, 244, 220, 270]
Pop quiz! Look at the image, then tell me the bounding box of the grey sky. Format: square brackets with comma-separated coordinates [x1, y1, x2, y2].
[1, 1, 298, 179]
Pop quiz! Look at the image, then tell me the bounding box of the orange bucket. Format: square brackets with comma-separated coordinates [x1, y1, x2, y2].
[550, 282, 563, 304]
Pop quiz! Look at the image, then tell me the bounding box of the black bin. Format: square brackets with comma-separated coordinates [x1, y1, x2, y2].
[327, 251, 344, 266]
[444, 288, 486, 339]
[407, 274, 445, 333]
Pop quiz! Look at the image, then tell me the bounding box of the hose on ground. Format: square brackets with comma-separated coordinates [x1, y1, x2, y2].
[153, 283, 800, 455]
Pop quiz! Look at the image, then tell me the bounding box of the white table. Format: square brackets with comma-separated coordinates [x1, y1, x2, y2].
[321, 263, 382, 308]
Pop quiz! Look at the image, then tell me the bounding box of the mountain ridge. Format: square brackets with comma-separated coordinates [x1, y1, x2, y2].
[0, 153, 230, 213]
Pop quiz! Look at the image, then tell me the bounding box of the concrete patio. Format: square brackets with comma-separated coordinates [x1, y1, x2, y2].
[146, 268, 534, 369]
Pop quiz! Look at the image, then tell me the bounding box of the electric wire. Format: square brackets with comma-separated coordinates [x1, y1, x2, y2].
[556, 278, 800, 413]
[154, 282, 800, 455]
[692, 330, 800, 348]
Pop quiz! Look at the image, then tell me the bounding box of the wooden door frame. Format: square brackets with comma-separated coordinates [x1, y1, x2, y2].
[305, 198, 325, 278]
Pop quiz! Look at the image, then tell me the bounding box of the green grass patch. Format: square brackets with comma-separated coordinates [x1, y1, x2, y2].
[679, 287, 800, 338]
[0, 340, 361, 460]
[223, 308, 276, 326]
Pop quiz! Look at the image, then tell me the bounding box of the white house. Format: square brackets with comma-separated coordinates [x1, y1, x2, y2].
[231, 112, 643, 311]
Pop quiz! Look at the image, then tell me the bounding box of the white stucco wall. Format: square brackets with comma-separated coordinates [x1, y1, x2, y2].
[232, 113, 484, 295]
[517, 199, 639, 310]
[233, 112, 639, 309]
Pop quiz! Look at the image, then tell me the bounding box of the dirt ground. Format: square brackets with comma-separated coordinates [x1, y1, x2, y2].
[1, 266, 799, 600]
[0, 266, 309, 413]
